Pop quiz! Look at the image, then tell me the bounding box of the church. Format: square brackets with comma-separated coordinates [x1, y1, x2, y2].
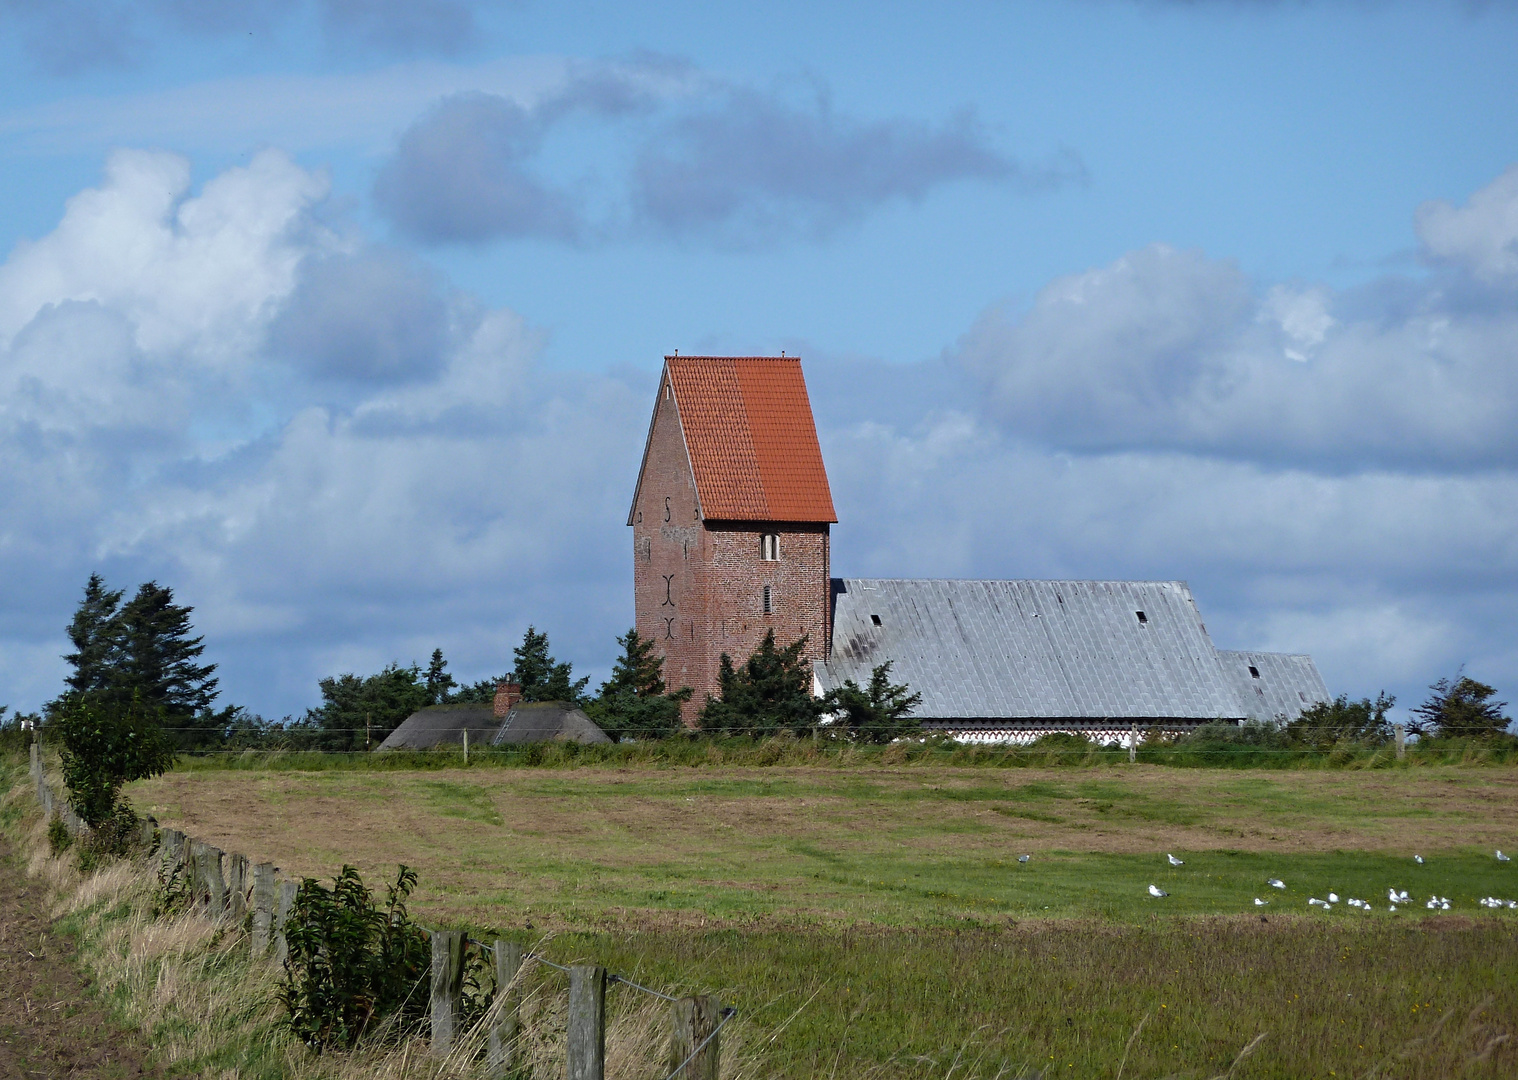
[628, 355, 1329, 741]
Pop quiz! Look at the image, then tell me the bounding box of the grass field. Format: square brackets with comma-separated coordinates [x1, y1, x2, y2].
[113, 759, 1518, 1078]
[128, 763, 1518, 928]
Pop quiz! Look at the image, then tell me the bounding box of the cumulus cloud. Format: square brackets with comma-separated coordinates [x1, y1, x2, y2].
[373, 92, 587, 244]
[372, 65, 1075, 247]
[1416, 163, 1518, 282]
[269, 249, 458, 383]
[955, 197, 1518, 470]
[0, 147, 644, 716]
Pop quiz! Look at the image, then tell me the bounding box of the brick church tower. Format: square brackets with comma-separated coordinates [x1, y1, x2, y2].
[629, 355, 837, 721]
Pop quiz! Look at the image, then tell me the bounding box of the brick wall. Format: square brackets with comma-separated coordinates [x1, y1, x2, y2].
[631, 377, 831, 723]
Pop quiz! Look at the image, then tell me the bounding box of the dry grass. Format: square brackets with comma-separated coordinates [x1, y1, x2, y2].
[5, 766, 765, 1080]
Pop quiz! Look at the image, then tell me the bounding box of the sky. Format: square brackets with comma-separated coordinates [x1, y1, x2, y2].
[1, 0, 1517, 724]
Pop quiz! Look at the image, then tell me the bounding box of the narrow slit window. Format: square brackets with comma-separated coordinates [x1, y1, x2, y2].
[763, 585, 773, 614]
[760, 532, 779, 560]
[870, 614, 882, 626]
[1135, 611, 1148, 624]
[1248, 665, 1260, 679]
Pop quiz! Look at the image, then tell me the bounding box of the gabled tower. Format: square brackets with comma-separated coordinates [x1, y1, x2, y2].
[628, 356, 837, 720]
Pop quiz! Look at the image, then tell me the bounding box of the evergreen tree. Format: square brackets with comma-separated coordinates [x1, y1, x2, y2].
[1411, 675, 1511, 739]
[820, 661, 923, 743]
[699, 630, 820, 736]
[110, 582, 219, 720]
[62, 573, 124, 696]
[424, 649, 457, 705]
[584, 629, 692, 741]
[512, 626, 589, 704]
[305, 663, 432, 751]
[1284, 692, 1395, 748]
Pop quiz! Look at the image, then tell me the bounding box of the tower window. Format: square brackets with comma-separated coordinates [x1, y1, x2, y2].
[1135, 611, 1148, 624]
[871, 614, 882, 626]
[760, 532, 779, 560]
[1248, 665, 1260, 679]
[763, 585, 773, 614]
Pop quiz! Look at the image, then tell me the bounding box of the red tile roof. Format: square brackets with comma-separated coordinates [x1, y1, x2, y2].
[659, 355, 836, 523]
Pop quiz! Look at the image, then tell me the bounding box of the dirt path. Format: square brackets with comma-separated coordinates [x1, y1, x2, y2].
[0, 837, 158, 1080]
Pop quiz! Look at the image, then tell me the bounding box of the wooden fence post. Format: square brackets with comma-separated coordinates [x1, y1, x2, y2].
[568, 964, 607, 1080]
[273, 880, 298, 965]
[191, 842, 227, 921]
[1395, 724, 1406, 761]
[138, 816, 157, 851]
[226, 854, 249, 924]
[251, 863, 276, 955]
[487, 940, 523, 1076]
[669, 995, 723, 1080]
[430, 931, 467, 1057]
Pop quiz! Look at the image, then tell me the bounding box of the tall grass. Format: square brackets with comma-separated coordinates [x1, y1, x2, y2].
[162, 730, 1518, 773]
[0, 762, 759, 1080]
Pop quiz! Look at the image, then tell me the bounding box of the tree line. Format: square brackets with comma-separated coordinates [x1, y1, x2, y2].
[7, 573, 1513, 774]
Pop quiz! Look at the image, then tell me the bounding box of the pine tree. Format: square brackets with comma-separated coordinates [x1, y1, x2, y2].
[424, 649, 456, 705]
[63, 573, 124, 696]
[820, 661, 923, 743]
[512, 626, 588, 704]
[699, 630, 820, 736]
[1411, 675, 1510, 740]
[111, 582, 219, 720]
[585, 629, 692, 741]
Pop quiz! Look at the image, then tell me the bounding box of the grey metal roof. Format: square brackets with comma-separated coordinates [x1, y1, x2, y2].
[492, 702, 611, 746]
[1217, 650, 1330, 723]
[379, 704, 501, 750]
[817, 578, 1246, 722]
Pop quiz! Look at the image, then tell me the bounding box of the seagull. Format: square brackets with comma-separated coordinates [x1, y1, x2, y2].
[1167, 854, 1184, 867]
[1253, 898, 1268, 906]
[1267, 878, 1286, 890]
[1389, 904, 1397, 911]
[1414, 855, 1424, 865]
[1328, 892, 1339, 904]
[1309, 897, 1328, 907]
[1347, 898, 1366, 908]
[1498, 851, 1511, 863]
[1148, 884, 1168, 898]
[1388, 888, 1400, 903]
[1018, 854, 1030, 865]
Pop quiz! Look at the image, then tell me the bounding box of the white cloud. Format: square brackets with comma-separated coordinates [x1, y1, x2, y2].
[0, 149, 646, 716]
[956, 238, 1518, 470]
[1416, 162, 1518, 282]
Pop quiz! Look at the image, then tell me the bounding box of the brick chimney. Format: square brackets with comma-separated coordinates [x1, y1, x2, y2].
[493, 681, 522, 719]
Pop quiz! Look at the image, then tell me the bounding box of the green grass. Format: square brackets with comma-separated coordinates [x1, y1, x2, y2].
[514, 921, 1518, 1079]
[163, 733, 1518, 773]
[22, 750, 1518, 1078]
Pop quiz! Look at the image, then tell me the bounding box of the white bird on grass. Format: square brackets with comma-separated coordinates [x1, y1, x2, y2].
[1389, 888, 1410, 903]
[1148, 884, 1168, 898]
[1346, 898, 1366, 908]
[1267, 878, 1286, 889]
[1253, 898, 1268, 906]
[1018, 854, 1030, 865]
[1498, 851, 1511, 863]
[1308, 897, 1329, 907]
[1414, 855, 1424, 864]
[1167, 854, 1184, 867]
[1328, 892, 1339, 904]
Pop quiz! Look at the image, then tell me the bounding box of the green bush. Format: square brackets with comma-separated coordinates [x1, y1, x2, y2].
[278, 864, 431, 1051]
[47, 817, 72, 855]
[53, 694, 174, 832]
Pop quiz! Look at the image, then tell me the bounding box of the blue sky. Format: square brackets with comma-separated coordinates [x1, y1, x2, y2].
[2, 0, 1517, 722]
